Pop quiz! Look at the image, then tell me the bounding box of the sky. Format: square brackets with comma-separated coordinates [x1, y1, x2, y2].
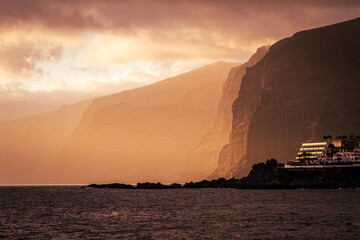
[0, 0, 359, 122]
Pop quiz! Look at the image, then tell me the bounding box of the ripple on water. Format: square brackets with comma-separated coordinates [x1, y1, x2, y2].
[0, 187, 359, 239]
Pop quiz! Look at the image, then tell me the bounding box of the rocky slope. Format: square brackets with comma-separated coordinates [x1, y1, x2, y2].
[210, 17, 360, 179]
[0, 100, 90, 184]
[57, 62, 237, 184]
[187, 46, 269, 180]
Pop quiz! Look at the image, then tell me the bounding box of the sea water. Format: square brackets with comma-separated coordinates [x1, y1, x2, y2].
[0, 186, 359, 239]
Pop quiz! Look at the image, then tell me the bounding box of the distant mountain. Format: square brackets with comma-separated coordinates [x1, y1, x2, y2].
[56, 62, 237, 184]
[186, 46, 269, 180]
[210, 17, 360, 179]
[0, 100, 90, 184]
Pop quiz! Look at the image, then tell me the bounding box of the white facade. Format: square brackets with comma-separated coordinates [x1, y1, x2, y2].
[333, 151, 360, 162]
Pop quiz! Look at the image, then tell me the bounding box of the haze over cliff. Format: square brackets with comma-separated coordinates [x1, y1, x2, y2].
[0, 62, 237, 184]
[57, 62, 237, 184]
[2, 17, 358, 185]
[187, 46, 269, 180]
[210, 17, 360, 179]
[0, 100, 90, 184]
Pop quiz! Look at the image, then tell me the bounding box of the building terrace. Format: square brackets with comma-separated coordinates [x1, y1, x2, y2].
[286, 136, 360, 168]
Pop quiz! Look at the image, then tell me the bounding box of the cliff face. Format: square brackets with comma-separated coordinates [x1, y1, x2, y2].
[57, 62, 237, 184]
[187, 46, 269, 180]
[211, 17, 360, 179]
[0, 100, 90, 184]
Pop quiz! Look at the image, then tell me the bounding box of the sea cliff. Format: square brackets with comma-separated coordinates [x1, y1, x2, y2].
[211, 17, 360, 179]
[57, 62, 237, 184]
[187, 46, 269, 180]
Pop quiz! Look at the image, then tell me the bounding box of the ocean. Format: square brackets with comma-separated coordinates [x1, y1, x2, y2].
[0, 186, 359, 239]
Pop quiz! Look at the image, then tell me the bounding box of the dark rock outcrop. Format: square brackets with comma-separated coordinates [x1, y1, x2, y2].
[136, 182, 182, 189]
[87, 183, 135, 189]
[87, 182, 182, 189]
[211, 17, 360, 179]
[137, 182, 167, 189]
[238, 160, 360, 189]
[87, 160, 360, 189]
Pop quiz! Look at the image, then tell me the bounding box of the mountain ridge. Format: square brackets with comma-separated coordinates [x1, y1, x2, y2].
[57, 61, 238, 183]
[0, 61, 237, 184]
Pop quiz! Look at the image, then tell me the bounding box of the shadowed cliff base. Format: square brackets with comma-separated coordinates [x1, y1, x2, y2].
[87, 160, 360, 189]
[210, 17, 360, 180]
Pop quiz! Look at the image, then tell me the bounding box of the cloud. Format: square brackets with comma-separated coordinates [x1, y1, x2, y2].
[0, 0, 101, 31]
[85, 30, 263, 64]
[119, 60, 206, 84]
[0, 59, 211, 122]
[0, 41, 62, 75]
[0, 27, 82, 81]
[0, 0, 359, 70]
[0, 1, 358, 33]
[70, 64, 109, 77]
[0, 0, 359, 121]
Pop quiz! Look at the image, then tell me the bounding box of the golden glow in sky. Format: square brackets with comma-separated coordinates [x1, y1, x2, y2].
[0, 0, 359, 121]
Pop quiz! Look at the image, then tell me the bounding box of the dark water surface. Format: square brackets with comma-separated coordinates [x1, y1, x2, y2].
[0, 187, 359, 239]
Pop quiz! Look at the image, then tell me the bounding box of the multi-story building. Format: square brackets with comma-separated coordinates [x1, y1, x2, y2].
[287, 138, 360, 168]
[295, 142, 329, 162]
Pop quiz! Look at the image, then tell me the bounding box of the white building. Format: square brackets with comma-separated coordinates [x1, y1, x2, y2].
[333, 151, 360, 162]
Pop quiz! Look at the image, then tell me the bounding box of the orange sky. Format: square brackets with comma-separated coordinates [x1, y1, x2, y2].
[0, 0, 359, 121]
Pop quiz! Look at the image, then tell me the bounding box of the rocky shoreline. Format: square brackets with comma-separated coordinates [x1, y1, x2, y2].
[86, 160, 360, 189]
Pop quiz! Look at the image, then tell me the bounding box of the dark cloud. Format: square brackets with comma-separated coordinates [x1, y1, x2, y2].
[0, 0, 358, 73]
[0, 0, 358, 35]
[0, 0, 101, 31]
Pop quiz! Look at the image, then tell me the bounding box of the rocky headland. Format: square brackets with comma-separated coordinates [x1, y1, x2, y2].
[87, 159, 360, 189]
